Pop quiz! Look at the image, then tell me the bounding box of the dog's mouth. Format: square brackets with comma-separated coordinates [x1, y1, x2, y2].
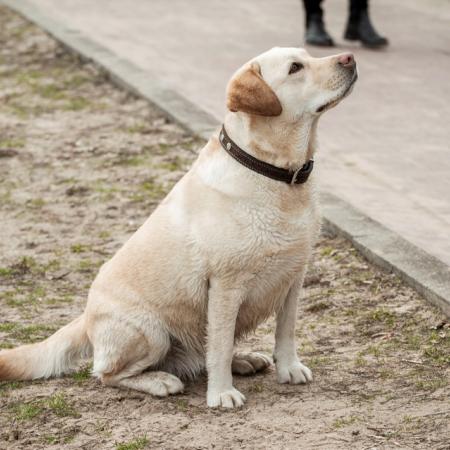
[316, 72, 358, 113]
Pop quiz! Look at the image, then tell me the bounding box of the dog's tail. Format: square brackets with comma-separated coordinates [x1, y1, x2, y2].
[0, 314, 91, 381]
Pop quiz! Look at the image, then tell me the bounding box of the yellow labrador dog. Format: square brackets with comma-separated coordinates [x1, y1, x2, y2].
[0, 47, 357, 408]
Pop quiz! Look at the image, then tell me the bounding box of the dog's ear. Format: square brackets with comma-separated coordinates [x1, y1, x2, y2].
[226, 62, 282, 116]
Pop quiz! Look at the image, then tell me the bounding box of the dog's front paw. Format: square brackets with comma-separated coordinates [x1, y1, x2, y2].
[207, 387, 246, 408]
[276, 360, 313, 384]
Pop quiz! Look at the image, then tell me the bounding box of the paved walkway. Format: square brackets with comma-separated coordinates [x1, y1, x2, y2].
[23, 0, 450, 265]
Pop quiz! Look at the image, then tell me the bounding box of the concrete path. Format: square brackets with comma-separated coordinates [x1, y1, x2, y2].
[23, 0, 450, 265]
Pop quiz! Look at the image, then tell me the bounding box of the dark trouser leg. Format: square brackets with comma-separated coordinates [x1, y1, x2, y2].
[303, 0, 323, 25]
[302, 0, 334, 47]
[349, 0, 368, 21]
[344, 0, 389, 48]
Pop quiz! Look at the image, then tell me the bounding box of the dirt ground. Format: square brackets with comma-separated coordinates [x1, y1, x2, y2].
[0, 6, 449, 450]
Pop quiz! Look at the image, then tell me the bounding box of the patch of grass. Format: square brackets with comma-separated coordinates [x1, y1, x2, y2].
[116, 437, 149, 450]
[378, 368, 394, 379]
[72, 364, 92, 383]
[0, 381, 23, 396]
[3, 286, 47, 309]
[7, 101, 31, 119]
[58, 177, 79, 184]
[116, 155, 146, 167]
[42, 430, 77, 445]
[10, 23, 34, 39]
[126, 123, 148, 134]
[155, 156, 185, 172]
[33, 83, 66, 100]
[26, 198, 46, 209]
[0, 322, 17, 332]
[248, 383, 264, 393]
[332, 415, 359, 429]
[46, 295, 74, 306]
[4, 323, 57, 344]
[31, 286, 46, 298]
[10, 393, 79, 421]
[0, 189, 15, 206]
[182, 138, 202, 152]
[402, 415, 414, 424]
[45, 259, 62, 272]
[44, 435, 58, 445]
[343, 307, 358, 317]
[369, 308, 396, 327]
[10, 255, 38, 275]
[0, 342, 14, 349]
[366, 345, 383, 358]
[354, 354, 367, 367]
[140, 179, 166, 194]
[298, 341, 316, 355]
[156, 143, 173, 153]
[64, 96, 90, 111]
[376, 429, 400, 441]
[415, 377, 447, 391]
[13, 402, 43, 421]
[306, 288, 337, 302]
[78, 259, 97, 272]
[70, 243, 90, 253]
[175, 398, 188, 411]
[95, 420, 112, 437]
[93, 181, 120, 200]
[0, 137, 25, 148]
[307, 356, 332, 369]
[356, 391, 382, 402]
[306, 301, 330, 313]
[421, 330, 450, 365]
[5, 295, 28, 308]
[405, 332, 421, 350]
[47, 392, 79, 417]
[16, 69, 44, 84]
[129, 179, 167, 203]
[0, 267, 13, 276]
[63, 74, 89, 89]
[320, 246, 335, 257]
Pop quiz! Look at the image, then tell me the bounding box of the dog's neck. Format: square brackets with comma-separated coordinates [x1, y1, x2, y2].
[223, 112, 318, 171]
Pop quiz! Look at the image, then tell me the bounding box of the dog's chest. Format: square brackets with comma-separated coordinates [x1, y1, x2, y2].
[232, 202, 318, 335]
[239, 200, 317, 267]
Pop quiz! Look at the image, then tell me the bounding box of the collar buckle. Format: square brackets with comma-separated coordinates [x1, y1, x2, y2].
[290, 166, 303, 185]
[290, 159, 314, 185]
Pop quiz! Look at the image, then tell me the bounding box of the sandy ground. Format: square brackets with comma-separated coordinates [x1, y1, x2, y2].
[0, 7, 449, 450]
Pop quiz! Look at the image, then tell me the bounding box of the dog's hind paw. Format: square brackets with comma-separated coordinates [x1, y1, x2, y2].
[134, 371, 184, 397]
[232, 352, 272, 375]
[207, 387, 246, 408]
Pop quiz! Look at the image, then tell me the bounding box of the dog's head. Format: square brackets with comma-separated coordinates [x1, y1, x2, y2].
[226, 47, 357, 120]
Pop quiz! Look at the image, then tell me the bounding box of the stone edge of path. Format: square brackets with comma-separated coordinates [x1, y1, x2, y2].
[3, 0, 449, 317]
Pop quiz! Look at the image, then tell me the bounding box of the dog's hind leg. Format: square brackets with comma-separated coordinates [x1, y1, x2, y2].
[102, 370, 184, 397]
[89, 315, 184, 397]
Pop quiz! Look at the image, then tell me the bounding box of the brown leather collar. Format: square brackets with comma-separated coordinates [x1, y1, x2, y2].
[219, 126, 314, 185]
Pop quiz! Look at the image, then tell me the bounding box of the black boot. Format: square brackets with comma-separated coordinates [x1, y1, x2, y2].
[305, 13, 335, 47]
[344, 9, 388, 48]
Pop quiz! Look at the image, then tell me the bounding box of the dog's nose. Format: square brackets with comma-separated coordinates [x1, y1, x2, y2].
[337, 53, 355, 68]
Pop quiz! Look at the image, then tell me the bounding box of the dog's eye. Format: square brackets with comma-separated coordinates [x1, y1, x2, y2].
[289, 62, 303, 75]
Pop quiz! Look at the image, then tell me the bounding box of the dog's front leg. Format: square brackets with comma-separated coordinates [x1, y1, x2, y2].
[274, 278, 313, 384]
[206, 280, 245, 408]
